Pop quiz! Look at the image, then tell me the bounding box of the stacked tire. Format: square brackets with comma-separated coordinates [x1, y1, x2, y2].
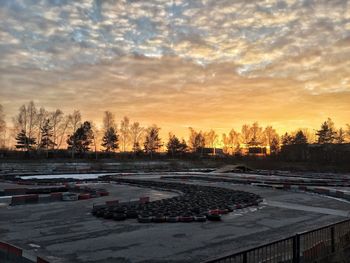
[91, 179, 262, 223]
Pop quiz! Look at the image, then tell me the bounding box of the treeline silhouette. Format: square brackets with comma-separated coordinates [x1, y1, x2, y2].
[0, 102, 350, 162]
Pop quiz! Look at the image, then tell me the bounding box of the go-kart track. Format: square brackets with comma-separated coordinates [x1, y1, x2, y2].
[1, 170, 350, 263]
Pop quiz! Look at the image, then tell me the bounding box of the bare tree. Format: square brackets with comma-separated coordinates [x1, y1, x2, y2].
[130, 122, 144, 153]
[66, 110, 82, 158]
[222, 133, 229, 154]
[68, 110, 82, 134]
[27, 101, 38, 146]
[248, 122, 263, 146]
[263, 126, 279, 146]
[222, 129, 240, 155]
[13, 101, 38, 150]
[120, 116, 130, 152]
[204, 130, 218, 148]
[241, 124, 251, 145]
[298, 128, 316, 144]
[35, 107, 49, 147]
[56, 115, 70, 149]
[204, 129, 218, 155]
[0, 104, 6, 148]
[103, 111, 116, 131]
[13, 105, 27, 135]
[346, 124, 350, 142]
[90, 121, 100, 159]
[50, 109, 64, 149]
[188, 127, 205, 154]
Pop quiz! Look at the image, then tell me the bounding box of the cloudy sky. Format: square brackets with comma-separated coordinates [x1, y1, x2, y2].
[1, 0, 350, 137]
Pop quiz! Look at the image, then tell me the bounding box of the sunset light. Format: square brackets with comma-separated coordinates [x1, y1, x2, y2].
[1, 0, 350, 139]
[1, 2, 350, 263]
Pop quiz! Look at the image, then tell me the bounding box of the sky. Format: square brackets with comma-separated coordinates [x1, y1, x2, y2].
[1, 0, 350, 138]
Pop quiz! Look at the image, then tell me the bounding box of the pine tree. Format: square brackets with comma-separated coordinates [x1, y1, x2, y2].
[281, 132, 293, 146]
[293, 130, 308, 144]
[67, 121, 94, 157]
[15, 130, 36, 151]
[166, 134, 187, 157]
[101, 127, 119, 152]
[335, 128, 346, 144]
[132, 141, 142, 155]
[316, 118, 336, 144]
[270, 137, 280, 154]
[39, 119, 56, 156]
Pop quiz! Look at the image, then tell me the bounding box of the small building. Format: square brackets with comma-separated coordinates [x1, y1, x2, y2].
[239, 144, 271, 156]
[248, 146, 268, 156]
[197, 148, 224, 156]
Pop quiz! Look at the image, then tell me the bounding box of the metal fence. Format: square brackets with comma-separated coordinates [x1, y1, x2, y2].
[203, 219, 350, 263]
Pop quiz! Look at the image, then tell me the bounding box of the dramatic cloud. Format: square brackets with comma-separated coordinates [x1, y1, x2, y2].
[1, 0, 350, 136]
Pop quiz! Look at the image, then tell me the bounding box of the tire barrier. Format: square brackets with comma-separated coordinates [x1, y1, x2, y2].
[11, 195, 39, 205]
[1, 187, 68, 197]
[162, 173, 350, 187]
[0, 241, 49, 263]
[91, 179, 262, 223]
[106, 200, 119, 206]
[9, 185, 109, 206]
[161, 175, 350, 202]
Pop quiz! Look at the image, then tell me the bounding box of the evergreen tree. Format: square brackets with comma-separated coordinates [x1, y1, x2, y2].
[15, 130, 36, 151]
[39, 119, 56, 154]
[335, 128, 346, 144]
[67, 121, 94, 157]
[293, 130, 308, 144]
[270, 137, 280, 154]
[281, 132, 293, 146]
[316, 118, 336, 144]
[101, 127, 119, 152]
[132, 141, 143, 155]
[166, 134, 187, 157]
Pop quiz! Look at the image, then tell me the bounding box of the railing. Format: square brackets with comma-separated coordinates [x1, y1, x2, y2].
[203, 218, 350, 263]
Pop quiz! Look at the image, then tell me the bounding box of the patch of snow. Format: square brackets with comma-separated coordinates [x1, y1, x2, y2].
[18, 173, 111, 180]
[28, 243, 41, 248]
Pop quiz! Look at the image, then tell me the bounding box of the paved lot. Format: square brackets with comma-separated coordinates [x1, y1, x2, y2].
[1, 178, 350, 263]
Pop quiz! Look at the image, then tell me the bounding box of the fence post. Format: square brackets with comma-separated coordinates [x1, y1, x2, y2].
[243, 251, 247, 263]
[293, 234, 300, 263]
[331, 226, 335, 253]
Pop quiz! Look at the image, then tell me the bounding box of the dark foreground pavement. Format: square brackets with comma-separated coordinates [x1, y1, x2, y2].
[1, 179, 350, 263]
